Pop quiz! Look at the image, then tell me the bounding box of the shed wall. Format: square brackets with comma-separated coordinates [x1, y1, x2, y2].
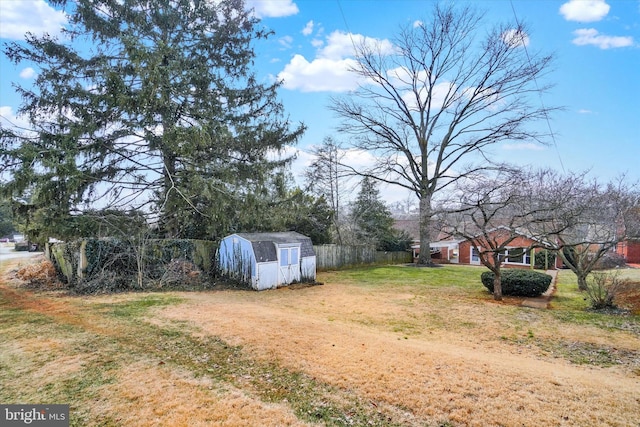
[256, 262, 279, 290]
[301, 256, 316, 281]
[219, 236, 256, 285]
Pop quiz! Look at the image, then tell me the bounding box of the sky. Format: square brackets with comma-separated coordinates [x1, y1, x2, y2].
[0, 0, 639, 207]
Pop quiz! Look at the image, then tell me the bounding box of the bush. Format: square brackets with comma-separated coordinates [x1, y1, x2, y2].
[73, 270, 133, 294]
[594, 252, 626, 270]
[159, 258, 205, 289]
[534, 250, 556, 270]
[481, 269, 552, 297]
[585, 272, 626, 310]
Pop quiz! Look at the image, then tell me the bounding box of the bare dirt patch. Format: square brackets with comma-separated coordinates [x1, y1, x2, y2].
[616, 281, 640, 314]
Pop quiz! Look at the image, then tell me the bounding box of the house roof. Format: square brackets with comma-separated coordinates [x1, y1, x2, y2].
[234, 232, 315, 262]
[445, 226, 554, 247]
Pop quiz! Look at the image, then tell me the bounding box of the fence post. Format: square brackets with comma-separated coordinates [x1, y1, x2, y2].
[77, 239, 87, 280]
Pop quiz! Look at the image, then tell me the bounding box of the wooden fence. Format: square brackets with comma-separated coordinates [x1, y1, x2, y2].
[313, 244, 412, 270]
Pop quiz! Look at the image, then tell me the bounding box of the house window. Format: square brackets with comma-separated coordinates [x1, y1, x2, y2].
[471, 247, 480, 263]
[502, 248, 531, 265]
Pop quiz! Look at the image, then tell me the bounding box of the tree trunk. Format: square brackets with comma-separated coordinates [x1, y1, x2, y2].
[577, 273, 588, 291]
[160, 150, 179, 237]
[417, 193, 433, 265]
[493, 270, 503, 301]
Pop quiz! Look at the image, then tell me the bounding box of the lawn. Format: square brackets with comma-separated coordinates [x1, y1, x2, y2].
[1, 259, 639, 426]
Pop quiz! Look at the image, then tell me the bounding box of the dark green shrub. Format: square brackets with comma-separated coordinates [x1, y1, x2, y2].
[534, 250, 556, 270]
[481, 269, 552, 297]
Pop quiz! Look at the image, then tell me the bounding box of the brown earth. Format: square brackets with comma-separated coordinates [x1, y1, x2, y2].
[2, 258, 640, 426]
[155, 280, 640, 427]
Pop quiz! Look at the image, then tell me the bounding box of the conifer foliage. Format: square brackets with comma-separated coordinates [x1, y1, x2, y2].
[1, 0, 304, 239]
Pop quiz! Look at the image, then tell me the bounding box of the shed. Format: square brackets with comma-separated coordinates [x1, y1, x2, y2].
[218, 232, 316, 290]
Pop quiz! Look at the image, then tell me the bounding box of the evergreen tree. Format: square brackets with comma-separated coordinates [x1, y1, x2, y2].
[0, 199, 16, 237]
[350, 177, 407, 250]
[1, 0, 304, 239]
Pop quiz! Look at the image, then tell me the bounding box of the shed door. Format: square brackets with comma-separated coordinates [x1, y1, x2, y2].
[279, 245, 300, 285]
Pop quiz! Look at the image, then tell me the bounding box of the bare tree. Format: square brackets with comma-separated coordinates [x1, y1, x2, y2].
[442, 169, 548, 300]
[532, 175, 639, 290]
[304, 137, 352, 244]
[331, 3, 556, 264]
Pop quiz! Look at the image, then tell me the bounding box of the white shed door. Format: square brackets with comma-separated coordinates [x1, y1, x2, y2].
[279, 246, 300, 284]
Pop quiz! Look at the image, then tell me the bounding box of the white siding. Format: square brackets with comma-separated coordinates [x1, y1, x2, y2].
[255, 262, 279, 290]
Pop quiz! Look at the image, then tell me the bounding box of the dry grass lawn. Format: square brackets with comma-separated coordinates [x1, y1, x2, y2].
[1, 257, 639, 426]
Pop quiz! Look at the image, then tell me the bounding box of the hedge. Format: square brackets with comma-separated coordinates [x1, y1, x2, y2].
[481, 269, 552, 297]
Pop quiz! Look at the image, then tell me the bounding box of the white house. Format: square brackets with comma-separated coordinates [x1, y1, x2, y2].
[218, 232, 316, 290]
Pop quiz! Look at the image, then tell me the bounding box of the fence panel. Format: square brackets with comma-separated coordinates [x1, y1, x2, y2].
[314, 244, 412, 270]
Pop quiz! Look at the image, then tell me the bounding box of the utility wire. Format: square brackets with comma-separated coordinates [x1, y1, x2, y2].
[336, 0, 358, 55]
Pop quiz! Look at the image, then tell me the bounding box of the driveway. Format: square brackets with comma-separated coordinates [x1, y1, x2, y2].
[0, 244, 43, 262]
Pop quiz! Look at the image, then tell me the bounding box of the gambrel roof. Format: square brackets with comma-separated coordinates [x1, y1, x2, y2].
[234, 232, 315, 262]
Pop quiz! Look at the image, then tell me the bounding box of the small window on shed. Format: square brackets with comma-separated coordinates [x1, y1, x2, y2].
[280, 248, 289, 266]
[291, 247, 299, 264]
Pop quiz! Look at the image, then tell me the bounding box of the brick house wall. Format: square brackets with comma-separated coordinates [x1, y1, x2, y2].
[458, 231, 560, 269]
[616, 239, 640, 264]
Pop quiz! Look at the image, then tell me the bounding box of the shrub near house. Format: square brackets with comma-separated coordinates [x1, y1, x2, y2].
[481, 270, 552, 297]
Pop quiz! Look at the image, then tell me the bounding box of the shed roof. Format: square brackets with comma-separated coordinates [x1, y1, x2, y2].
[234, 232, 315, 262]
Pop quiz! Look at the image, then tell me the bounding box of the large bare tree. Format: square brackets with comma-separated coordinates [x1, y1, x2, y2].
[331, 3, 555, 264]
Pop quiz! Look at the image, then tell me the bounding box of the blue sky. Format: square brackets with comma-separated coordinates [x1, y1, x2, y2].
[1, 0, 638, 204]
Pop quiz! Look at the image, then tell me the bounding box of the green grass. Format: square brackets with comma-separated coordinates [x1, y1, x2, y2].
[94, 294, 184, 318]
[550, 270, 640, 332]
[330, 264, 488, 293]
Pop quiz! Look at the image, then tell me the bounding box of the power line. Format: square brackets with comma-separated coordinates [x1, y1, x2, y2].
[336, 0, 358, 55]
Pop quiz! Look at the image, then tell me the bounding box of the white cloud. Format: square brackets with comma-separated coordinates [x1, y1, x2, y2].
[302, 20, 314, 36]
[0, 106, 32, 133]
[572, 28, 634, 48]
[501, 29, 530, 48]
[413, 20, 423, 28]
[19, 67, 36, 79]
[311, 38, 324, 48]
[277, 54, 361, 92]
[578, 109, 594, 114]
[246, 0, 299, 18]
[277, 31, 394, 93]
[400, 82, 454, 113]
[559, 0, 610, 22]
[278, 35, 293, 49]
[318, 31, 394, 60]
[291, 146, 414, 204]
[385, 66, 453, 111]
[0, 0, 67, 40]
